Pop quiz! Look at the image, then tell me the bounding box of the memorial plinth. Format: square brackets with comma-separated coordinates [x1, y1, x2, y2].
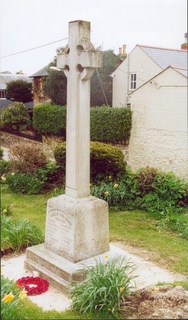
[45, 195, 109, 262]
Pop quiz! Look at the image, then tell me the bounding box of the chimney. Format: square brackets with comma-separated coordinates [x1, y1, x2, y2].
[122, 44, 126, 55]
[181, 33, 188, 50]
[119, 47, 122, 55]
[118, 44, 127, 59]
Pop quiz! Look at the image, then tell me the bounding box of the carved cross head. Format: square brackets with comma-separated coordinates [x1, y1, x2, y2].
[57, 20, 102, 81]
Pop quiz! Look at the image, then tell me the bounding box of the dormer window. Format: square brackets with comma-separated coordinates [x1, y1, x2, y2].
[130, 73, 137, 90]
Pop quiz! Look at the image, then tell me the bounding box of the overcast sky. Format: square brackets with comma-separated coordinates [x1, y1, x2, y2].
[0, 0, 187, 75]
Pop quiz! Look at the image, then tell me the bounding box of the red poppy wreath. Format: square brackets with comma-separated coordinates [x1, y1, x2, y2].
[16, 276, 49, 295]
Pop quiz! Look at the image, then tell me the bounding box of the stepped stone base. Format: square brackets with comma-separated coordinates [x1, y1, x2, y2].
[24, 243, 123, 294]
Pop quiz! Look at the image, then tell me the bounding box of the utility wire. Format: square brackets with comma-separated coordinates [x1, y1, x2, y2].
[95, 69, 109, 106]
[0, 38, 68, 58]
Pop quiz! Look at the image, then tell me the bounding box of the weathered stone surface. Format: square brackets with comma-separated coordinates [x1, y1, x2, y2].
[45, 195, 109, 262]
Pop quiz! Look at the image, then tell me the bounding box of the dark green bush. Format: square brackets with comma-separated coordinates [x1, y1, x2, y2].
[54, 141, 126, 182]
[33, 104, 66, 137]
[1, 102, 31, 131]
[90, 106, 132, 143]
[0, 147, 3, 159]
[6, 79, 33, 103]
[90, 142, 126, 181]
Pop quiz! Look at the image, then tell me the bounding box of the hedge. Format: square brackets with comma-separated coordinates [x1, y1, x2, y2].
[33, 104, 66, 136]
[33, 104, 132, 143]
[90, 106, 132, 143]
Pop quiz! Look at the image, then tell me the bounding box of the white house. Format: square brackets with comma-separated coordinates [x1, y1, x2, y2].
[112, 44, 188, 180]
[128, 65, 188, 180]
[112, 45, 187, 107]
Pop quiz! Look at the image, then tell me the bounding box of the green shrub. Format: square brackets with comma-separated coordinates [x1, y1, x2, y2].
[135, 167, 159, 195]
[91, 171, 141, 209]
[9, 142, 47, 174]
[6, 172, 43, 195]
[54, 141, 126, 182]
[137, 171, 188, 212]
[33, 104, 66, 137]
[0, 160, 11, 177]
[70, 257, 135, 317]
[1, 216, 44, 253]
[37, 162, 65, 191]
[90, 106, 132, 143]
[1, 102, 31, 131]
[53, 141, 66, 166]
[0, 147, 4, 159]
[91, 168, 188, 213]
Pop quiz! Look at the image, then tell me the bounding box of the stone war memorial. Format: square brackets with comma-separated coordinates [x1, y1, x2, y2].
[25, 20, 111, 291]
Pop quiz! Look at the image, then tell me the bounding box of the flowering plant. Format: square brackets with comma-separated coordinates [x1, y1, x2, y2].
[70, 255, 135, 317]
[16, 276, 49, 295]
[1, 274, 27, 320]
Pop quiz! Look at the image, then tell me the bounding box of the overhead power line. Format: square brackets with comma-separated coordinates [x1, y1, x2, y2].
[0, 38, 68, 58]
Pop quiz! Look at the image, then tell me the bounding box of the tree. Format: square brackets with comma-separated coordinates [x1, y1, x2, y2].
[43, 68, 67, 106]
[6, 80, 33, 103]
[91, 50, 122, 106]
[44, 48, 121, 107]
[42, 47, 67, 106]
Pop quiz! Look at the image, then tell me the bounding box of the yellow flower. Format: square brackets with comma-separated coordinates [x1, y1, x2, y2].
[2, 209, 7, 214]
[104, 191, 109, 195]
[114, 183, 118, 188]
[90, 183, 92, 187]
[120, 287, 124, 293]
[2, 292, 15, 303]
[11, 173, 15, 176]
[153, 286, 159, 292]
[108, 308, 111, 312]
[104, 254, 109, 259]
[19, 290, 28, 300]
[108, 176, 112, 179]
[1, 175, 6, 181]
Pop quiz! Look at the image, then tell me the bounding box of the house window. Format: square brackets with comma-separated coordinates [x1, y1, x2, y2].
[0, 90, 6, 99]
[130, 73, 137, 90]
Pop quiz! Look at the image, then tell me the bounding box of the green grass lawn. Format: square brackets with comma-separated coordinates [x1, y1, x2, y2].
[1, 185, 188, 319]
[109, 210, 188, 275]
[2, 185, 188, 275]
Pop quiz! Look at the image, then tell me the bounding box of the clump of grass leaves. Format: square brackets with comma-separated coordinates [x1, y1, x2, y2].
[70, 257, 135, 318]
[1, 216, 44, 253]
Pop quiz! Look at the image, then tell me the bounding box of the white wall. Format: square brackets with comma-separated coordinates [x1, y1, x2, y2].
[112, 46, 162, 107]
[128, 68, 188, 181]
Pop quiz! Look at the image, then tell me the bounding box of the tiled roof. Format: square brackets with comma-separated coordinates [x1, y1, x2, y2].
[0, 99, 33, 110]
[0, 74, 31, 90]
[173, 67, 188, 77]
[139, 45, 187, 70]
[31, 66, 48, 77]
